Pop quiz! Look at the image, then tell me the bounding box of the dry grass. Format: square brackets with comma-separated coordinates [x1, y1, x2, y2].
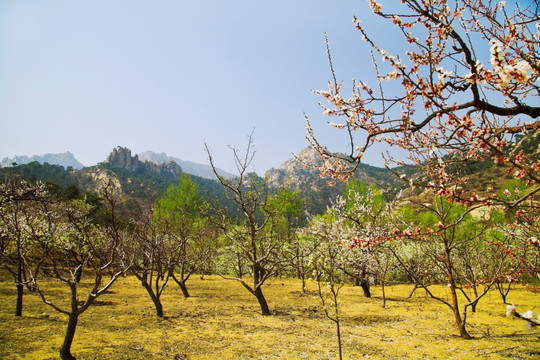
[0, 275, 538, 359]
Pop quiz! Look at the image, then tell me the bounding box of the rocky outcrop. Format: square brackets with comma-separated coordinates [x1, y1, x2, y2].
[264, 146, 401, 192]
[105, 147, 182, 179]
[264, 147, 324, 191]
[106, 147, 141, 172]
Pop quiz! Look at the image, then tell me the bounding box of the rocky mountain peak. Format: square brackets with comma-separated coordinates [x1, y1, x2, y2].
[138, 150, 234, 180]
[105, 146, 182, 179]
[264, 147, 324, 191]
[106, 147, 141, 171]
[265, 146, 400, 194]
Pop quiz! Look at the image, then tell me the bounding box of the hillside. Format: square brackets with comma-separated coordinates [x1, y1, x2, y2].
[0, 147, 241, 219]
[3, 138, 536, 217]
[264, 147, 407, 214]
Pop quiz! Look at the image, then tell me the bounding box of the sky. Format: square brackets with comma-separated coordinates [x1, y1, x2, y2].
[1, 1, 531, 174]
[0, 0, 398, 174]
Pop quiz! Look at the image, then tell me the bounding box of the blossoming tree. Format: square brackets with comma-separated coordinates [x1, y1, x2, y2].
[305, 0, 539, 292]
[0, 178, 48, 317]
[302, 0, 539, 339]
[27, 181, 130, 360]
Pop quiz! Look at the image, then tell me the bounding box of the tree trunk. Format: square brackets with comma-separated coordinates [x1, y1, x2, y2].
[155, 300, 163, 317]
[15, 283, 23, 317]
[381, 279, 386, 308]
[171, 270, 190, 298]
[449, 286, 471, 339]
[296, 248, 301, 279]
[408, 283, 418, 299]
[496, 281, 511, 304]
[15, 243, 23, 316]
[470, 285, 478, 313]
[498, 284, 508, 304]
[179, 280, 190, 298]
[360, 279, 371, 298]
[335, 317, 343, 360]
[141, 281, 163, 317]
[359, 265, 371, 298]
[60, 313, 78, 360]
[456, 317, 471, 340]
[236, 252, 243, 278]
[254, 286, 270, 316]
[445, 257, 471, 339]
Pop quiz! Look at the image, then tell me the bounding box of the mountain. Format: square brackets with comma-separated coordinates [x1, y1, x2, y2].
[264, 147, 406, 214]
[265, 147, 404, 190]
[138, 151, 234, 180]
[1, 152, 84, 170]
[105, 147, 182, 179]
[4, 141, 535, 218]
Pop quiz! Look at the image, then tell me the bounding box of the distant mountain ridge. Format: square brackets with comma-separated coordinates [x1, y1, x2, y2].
[138, 151, 234, 180]
[1, 152, 84, 170]
[1, 149, 234, 180]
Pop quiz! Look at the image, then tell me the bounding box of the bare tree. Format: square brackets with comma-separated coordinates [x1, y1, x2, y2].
[28, 182, 130, 360]
[205, 134, 295, 315]
[129, 206, 174, 318]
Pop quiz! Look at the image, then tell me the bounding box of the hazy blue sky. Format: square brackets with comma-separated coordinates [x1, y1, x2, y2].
[0, 0, 395, 173]
[1, 1, 530, 174]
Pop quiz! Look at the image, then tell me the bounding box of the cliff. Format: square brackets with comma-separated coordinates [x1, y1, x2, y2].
[105, 147, 182, 179]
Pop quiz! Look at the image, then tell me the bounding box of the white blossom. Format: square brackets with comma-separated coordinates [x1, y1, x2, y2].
[489, 38, 534, 87]
[521, 310, 534, 319]
[436, 67, 453, 81]
[506, 304, 516, 316]
[369, 0, 382, 13]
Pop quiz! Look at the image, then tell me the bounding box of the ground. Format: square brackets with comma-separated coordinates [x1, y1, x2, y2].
[0, 275, 538, 359]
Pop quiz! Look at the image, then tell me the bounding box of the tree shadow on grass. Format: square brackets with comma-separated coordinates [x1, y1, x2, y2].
[345, 313, 402, 325]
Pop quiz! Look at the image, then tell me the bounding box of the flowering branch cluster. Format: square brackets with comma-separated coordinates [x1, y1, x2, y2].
[305, 0, 539, 208]
[506, 304, 540, 331]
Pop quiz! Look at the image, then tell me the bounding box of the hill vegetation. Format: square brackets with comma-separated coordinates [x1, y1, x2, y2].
[0, 146, 405, 217]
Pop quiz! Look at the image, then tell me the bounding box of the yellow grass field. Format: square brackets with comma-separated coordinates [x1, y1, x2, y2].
[0, 275, 538, 359]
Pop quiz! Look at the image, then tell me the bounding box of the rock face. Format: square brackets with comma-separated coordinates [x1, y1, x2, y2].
[264, 147, 324, 191]
[1, 152, 85, 169]
[106, 147, 141, 172]
[264, 146, 401, 192]
[105, 147, 182, 179]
